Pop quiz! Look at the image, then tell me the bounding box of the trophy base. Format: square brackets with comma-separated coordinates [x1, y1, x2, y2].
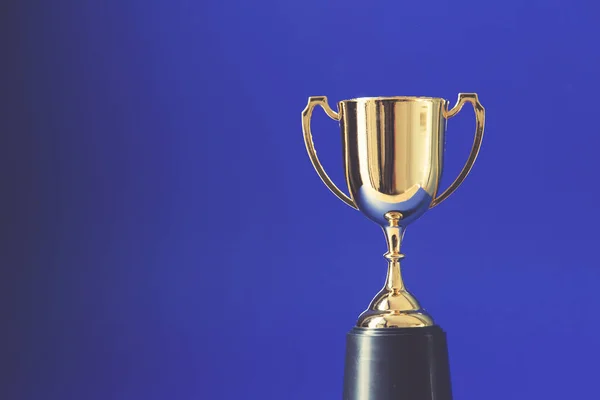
[343, 325, 452, 400]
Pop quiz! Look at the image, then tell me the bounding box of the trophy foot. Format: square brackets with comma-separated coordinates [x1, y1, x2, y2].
[357, 311, 433, 328]
[356, 288, 434, 328]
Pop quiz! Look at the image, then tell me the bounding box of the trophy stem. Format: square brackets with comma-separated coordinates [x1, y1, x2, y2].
[382, 211, 405, 292]
[355, 211, 434, 328]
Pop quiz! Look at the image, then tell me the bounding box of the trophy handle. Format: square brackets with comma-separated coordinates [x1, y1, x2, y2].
[430, 93, 485, 208]
[302, 96, 358, 209]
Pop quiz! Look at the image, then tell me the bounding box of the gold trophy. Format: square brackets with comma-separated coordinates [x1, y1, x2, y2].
[302, 94, 485, 400]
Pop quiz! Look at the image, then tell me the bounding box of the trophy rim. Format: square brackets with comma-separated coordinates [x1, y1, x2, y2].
[340, 96, 446, 103]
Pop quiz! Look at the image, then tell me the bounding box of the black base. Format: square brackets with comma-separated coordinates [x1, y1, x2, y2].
[343, 325, 453, 400]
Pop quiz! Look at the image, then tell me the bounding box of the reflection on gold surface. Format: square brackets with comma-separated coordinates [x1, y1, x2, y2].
[302, 94, 485, 328]
[339, 97, 445, 225]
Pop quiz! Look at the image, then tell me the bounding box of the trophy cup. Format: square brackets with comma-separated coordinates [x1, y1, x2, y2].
[301, 94, 485, 400]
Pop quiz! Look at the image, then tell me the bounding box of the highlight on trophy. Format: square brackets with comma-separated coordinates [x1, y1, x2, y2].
[302, 94, 485, 328]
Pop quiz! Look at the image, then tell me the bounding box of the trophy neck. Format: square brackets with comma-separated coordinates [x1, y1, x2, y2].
[382, 212, 406, 292]
[356, 212, 434, 328]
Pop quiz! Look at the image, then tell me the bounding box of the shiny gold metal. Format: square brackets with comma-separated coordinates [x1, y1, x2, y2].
[302, 94, 485, 328]
[302, 97, 358, 210]
[432, 93, 485, 207]
[357, 211, 434, 328]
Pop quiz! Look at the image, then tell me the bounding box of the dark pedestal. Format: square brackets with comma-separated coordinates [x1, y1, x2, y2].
[343, 325, 453, 400]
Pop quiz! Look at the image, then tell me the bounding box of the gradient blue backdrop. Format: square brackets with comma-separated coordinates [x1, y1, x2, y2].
[2, 1, 600, 399]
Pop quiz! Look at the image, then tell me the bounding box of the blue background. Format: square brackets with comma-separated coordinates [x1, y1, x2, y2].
[2, 1, 600, 399]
